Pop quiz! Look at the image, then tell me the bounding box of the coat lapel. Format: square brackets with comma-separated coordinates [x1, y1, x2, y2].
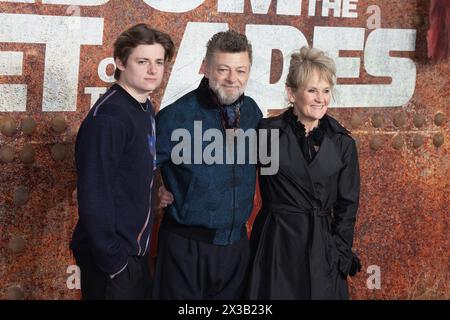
[278, 124, 315, 198]
[307, 135, 344, 206]
[308, 135, 344, 179]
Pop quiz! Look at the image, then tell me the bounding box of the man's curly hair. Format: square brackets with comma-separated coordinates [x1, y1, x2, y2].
[205, 30, 252, 64]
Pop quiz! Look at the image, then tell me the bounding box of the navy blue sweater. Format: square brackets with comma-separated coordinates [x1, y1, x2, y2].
[71, 84, 156, 275]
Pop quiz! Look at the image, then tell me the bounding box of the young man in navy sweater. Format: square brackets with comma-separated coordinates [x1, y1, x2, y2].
[70, 24, 174, 300]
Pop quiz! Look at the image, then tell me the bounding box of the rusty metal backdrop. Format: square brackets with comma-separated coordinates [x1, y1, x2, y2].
[0, 0, 448, 300]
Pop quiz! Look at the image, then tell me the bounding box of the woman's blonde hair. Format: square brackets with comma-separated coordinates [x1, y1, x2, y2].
[285, 47, 336, 90]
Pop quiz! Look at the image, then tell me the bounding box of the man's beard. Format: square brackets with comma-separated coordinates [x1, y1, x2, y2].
[209, 79, 244, 105]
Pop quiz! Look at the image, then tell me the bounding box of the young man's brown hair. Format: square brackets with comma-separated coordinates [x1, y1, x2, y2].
[113, 23, 175, 80]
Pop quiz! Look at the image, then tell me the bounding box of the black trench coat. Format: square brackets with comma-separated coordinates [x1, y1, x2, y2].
[247, 111, 360, 300]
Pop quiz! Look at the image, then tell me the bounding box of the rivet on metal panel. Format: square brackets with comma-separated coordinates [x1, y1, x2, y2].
[21, 117, 37, 136]
[413, 114, 425, 128]
[5, 286, 24, 300]
[433, 133, 444, 148]
[68, 124, 79, 141]
[14, 186, 29, 206]
[412, 134, 424, 149]
[392, 135, 404, 150]
[413, 13, 424, 27]
[369, 136, 383, 151]
[371, 113, 383, 128]
[393, 112, 407, 127]
[434, 113, 446, 126]
[350, 113, 362, 128]
[1, 116, 17, 137]
[51, 116, 67, 133]
[0, 145, 15, 163]
[19, 144, 35, 164]
[51, 144, 67, 161]
[8, 235, 25, 253]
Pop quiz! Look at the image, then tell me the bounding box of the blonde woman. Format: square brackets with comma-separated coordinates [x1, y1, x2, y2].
[248, 47, 361, 300]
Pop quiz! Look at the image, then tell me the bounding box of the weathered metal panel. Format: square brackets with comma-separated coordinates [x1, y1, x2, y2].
[0, 0, 448, 299]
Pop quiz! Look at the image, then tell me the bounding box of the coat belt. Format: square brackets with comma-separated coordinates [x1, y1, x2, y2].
[267, 204, 331, 217]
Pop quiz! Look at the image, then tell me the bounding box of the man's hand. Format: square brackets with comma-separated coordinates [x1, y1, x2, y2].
[157, 185, 174, 208]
